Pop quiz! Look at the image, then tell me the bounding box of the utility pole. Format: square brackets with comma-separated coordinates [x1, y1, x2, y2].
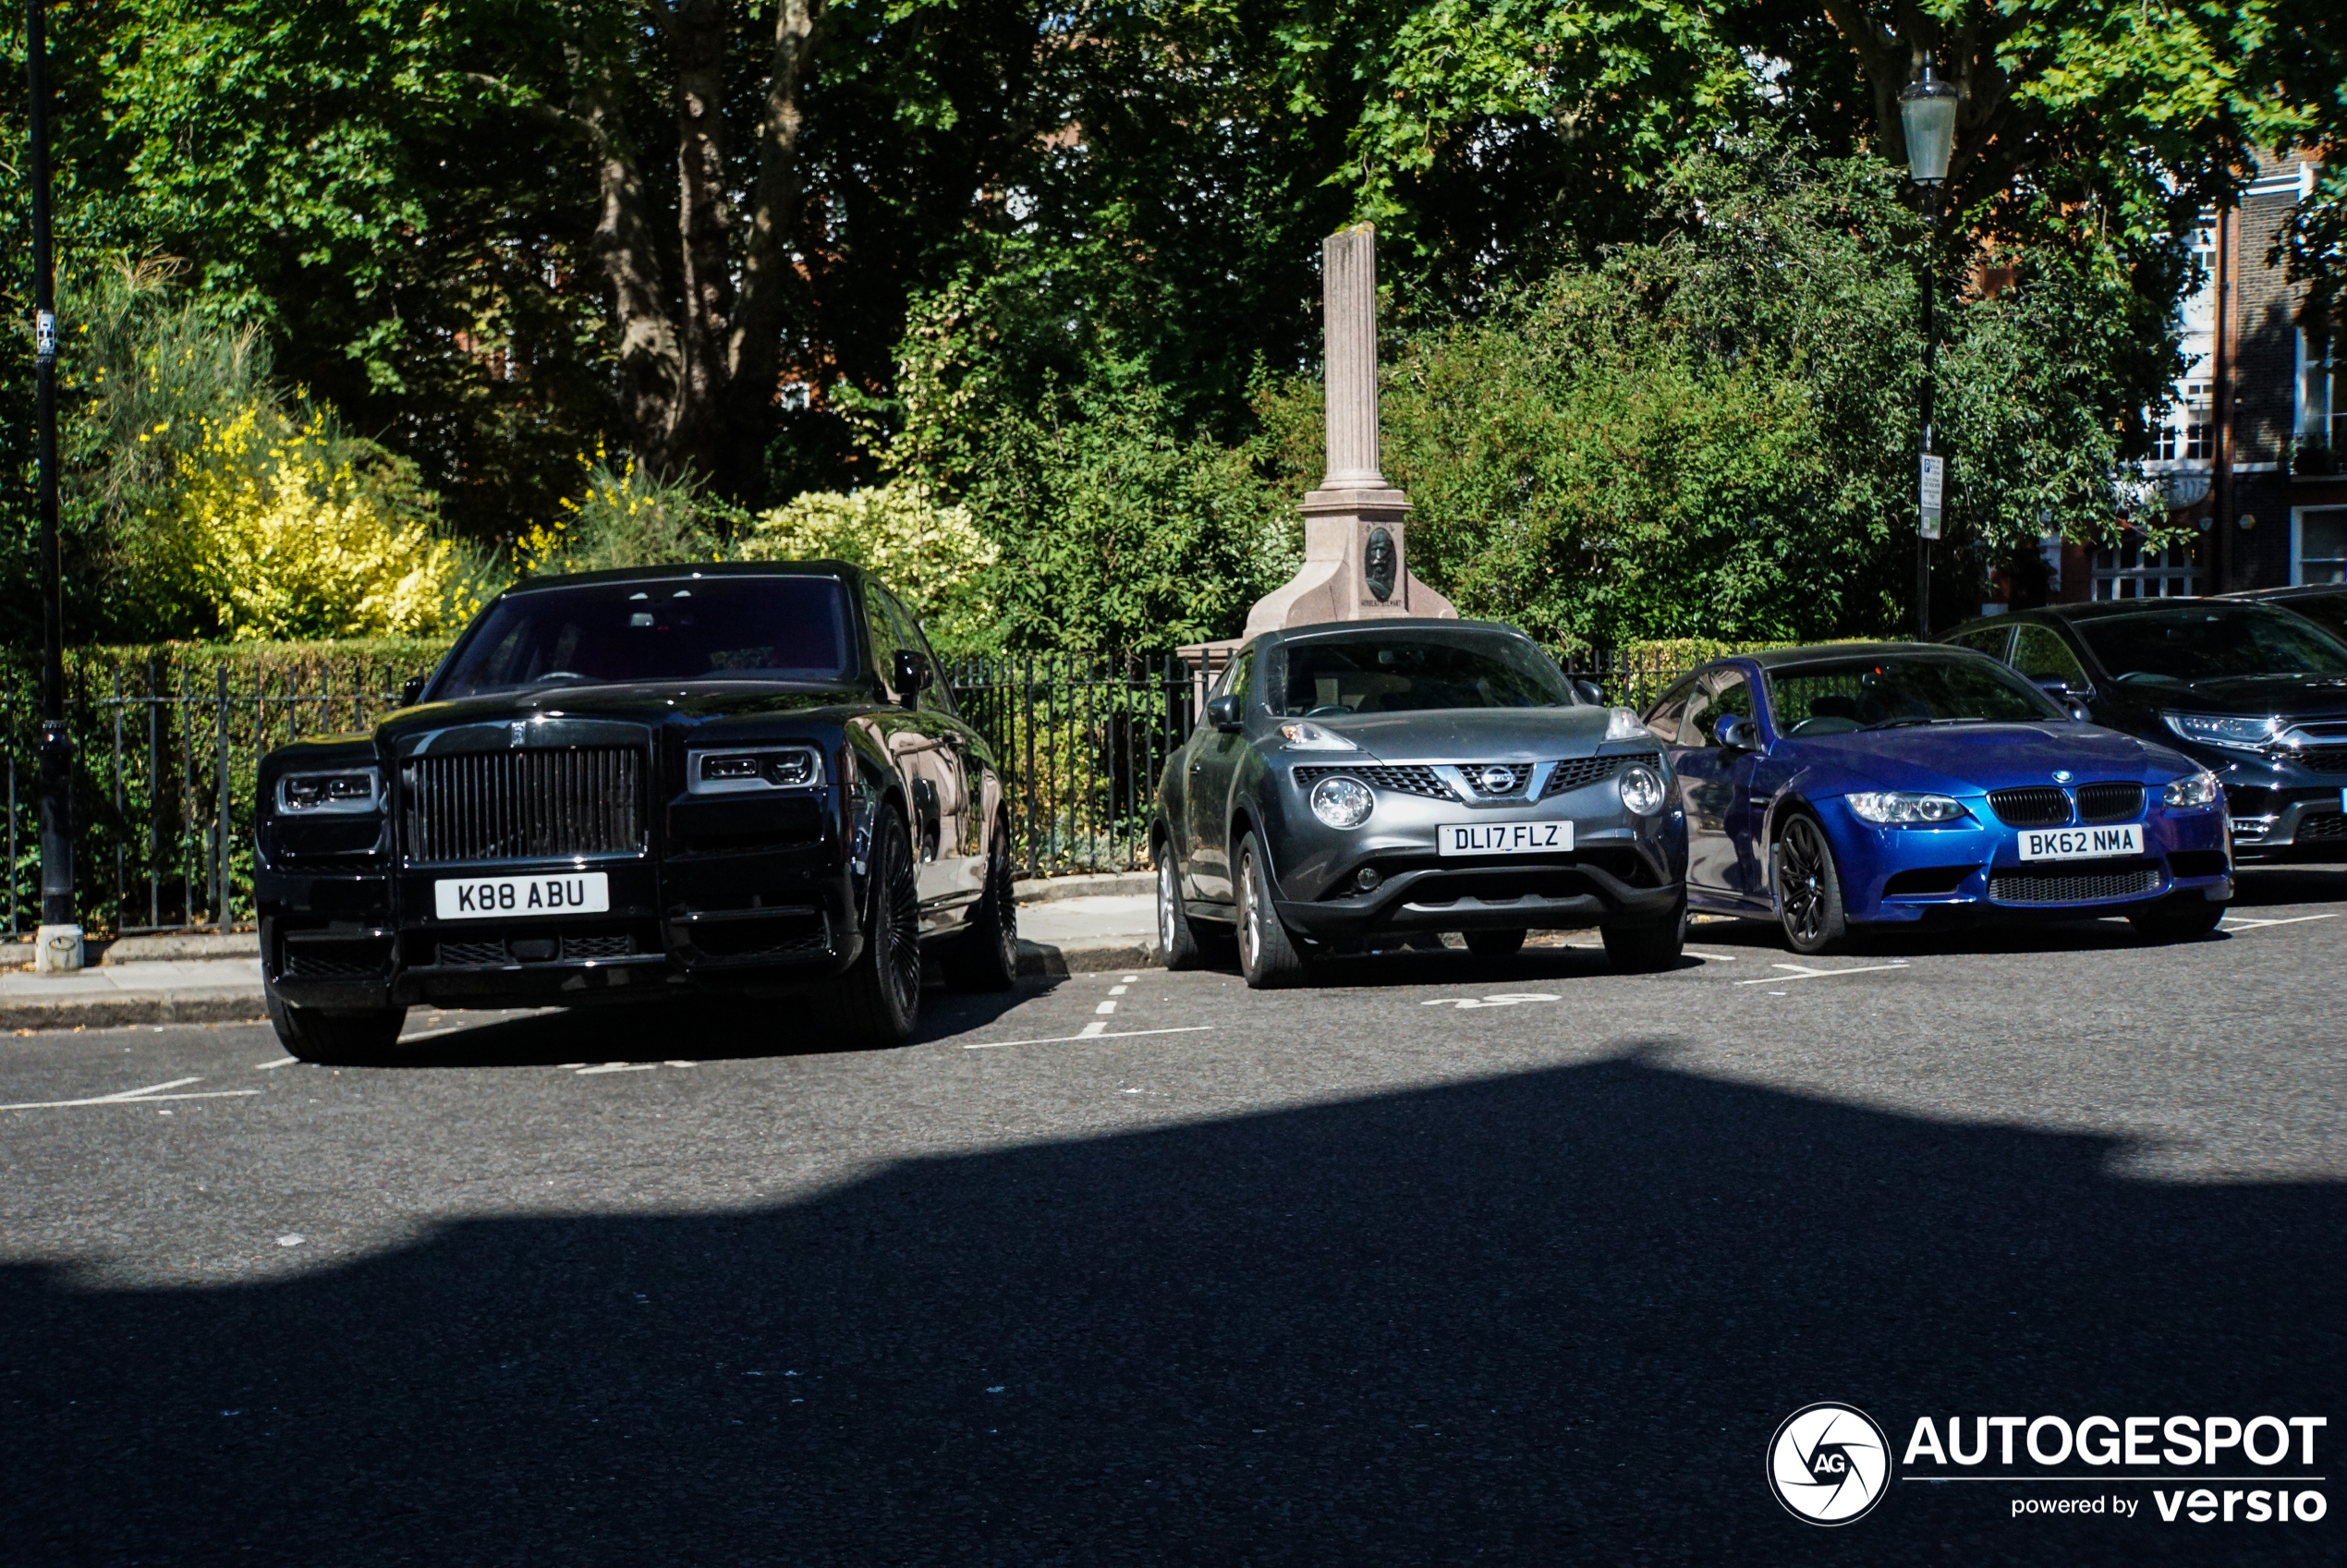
[27, 0, 79, 972]
[1898, 66, 1959, 642]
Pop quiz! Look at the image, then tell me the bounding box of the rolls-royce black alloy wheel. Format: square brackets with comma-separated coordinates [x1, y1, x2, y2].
[835, 811, 923, 1044]
[942, 812, 1020, 991]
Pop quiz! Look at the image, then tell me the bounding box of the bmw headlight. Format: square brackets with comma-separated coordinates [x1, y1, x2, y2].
[2162, 711, 2280, 751]
[274, 767, 382, 814]
[1845, 791, 1968, 825]
[1308, 774, 1374, 829]
[1617, 762, 1665, 815]
[1604, 707, 1646, 742]
[2162, 770, 2220, 808]
[1278, 721, 1357, 751]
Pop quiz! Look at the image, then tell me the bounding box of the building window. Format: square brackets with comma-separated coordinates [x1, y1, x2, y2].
[2297, 508, 2346, 586]
[2302, 331, 2342, 460]
[2091, 540, 2198, 599]
[2152, 380, 2215, 465]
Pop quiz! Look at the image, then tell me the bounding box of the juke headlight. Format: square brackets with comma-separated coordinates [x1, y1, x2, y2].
[1308, 774, 1374, 830]
[1617, 762, 1666, 816]
[2162, 770, 2221, 808]
[1846, 791, 1968, 825]
[274, 767, 382, 815]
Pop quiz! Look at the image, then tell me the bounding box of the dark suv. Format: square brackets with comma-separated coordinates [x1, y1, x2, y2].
[1940, 599, 2347, 858]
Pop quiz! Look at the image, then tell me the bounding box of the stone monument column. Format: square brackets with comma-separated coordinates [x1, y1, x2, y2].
[1244, 224, 1455, 638]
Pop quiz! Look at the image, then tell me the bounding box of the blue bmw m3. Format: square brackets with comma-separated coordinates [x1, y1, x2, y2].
[1642, 643, 2232, 954]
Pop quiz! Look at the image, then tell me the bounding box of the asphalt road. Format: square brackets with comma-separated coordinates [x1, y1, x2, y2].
[4, 868, 2343, 1566]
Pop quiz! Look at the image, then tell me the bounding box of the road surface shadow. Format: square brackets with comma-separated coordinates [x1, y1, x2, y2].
[2, 1052, 2335, 1564]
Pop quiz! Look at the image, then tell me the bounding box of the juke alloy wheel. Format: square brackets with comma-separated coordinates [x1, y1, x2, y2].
[1234, 831, 1309, 989]
[1157, 843, 1206, 970]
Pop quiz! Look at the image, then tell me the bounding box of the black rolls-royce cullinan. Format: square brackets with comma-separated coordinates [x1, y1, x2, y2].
[255, 562, 1016, 1064]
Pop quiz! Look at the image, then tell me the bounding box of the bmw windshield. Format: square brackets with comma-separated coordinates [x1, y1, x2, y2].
[433, 575, 856, 699]
[1766, 655, 2064, 735]
[1273, 633, 1580, 715]
[2073, 604, 2347, 686]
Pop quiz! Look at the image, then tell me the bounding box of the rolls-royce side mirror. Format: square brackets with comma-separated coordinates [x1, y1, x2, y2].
[1714, 714, 1758, 752]
[1572, 678, 1604, 706]
[893, 649, 931, 708]
[1205, 693, 1245, 733]
[398, 675, 426, 707]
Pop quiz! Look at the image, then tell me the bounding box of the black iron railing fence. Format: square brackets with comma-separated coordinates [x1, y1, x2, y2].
[0, 642, 1693, 937]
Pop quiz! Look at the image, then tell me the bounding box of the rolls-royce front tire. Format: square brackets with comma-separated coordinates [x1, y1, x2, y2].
[1234, 831, 1309, 989]
[942, 813, 1019, 991]
[1465, 928, 1527, 957]
[833, 811, 923, 1045]
[264, 989, 407, 1066]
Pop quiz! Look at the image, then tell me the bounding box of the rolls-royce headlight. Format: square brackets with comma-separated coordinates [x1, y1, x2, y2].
[274, 767, 382, 814]
[688, 746, 825, 794]
[2162, 770, 2220, 808]
[1617, 762, 1666, 815]
[1846, 791, 1968, 824]
[1309, 775, 1374, 829]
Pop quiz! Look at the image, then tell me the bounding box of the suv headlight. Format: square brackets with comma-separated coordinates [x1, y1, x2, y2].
[2162, 711, 2280, 751]
[274, 767, 382, 814]
[687, 746, 825, 795]
[1278, 721, 1357, 751]
[2162, 770, 2220, 808]
[1846, 791, 1968, 825]
[1308, 774, 1374, 829]
[1617, 762, 1665, 815]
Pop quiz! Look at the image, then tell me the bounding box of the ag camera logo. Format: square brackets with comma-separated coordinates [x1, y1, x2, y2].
[1769, 1403, 1891, 1525]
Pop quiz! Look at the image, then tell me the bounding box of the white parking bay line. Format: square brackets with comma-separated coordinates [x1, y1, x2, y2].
[577, 1063, 659, 1075]
[1, 1076, 264, 1112]
[1095, 1001, 1117, 1015]
[2221, 913, 2341, 930]
[963, 1026, 1214, 1051]
[1734, 961, 1911, 987]
[253, 1057, 298, 1069]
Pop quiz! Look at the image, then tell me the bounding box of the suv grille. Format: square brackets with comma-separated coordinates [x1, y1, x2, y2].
[1988, 864, 2160, 905]
[1295, 764, 1455, 802]
[1542, 753, 1660, 798]
[401, 748, 646, 866]
[2299, 812, 2347, 842]
[2074, 782, 2145, 823]
[2295, 748, 2347, 775]
[1988, 786, 2071, 828]
[435, 930, 642, 967]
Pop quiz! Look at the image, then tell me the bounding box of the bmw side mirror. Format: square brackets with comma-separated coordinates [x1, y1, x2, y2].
[1714, 714, 1758, 752]
[399, 675, 426, 707]
[1573, 678, 1604, 706]
[893, 649, 931, 709]
[1206, 693, 1244, 733]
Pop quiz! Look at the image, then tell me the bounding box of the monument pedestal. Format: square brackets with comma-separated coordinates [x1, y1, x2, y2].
[1243, 488, 1454, 639]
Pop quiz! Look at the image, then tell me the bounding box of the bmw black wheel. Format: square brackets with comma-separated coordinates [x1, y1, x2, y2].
[1771, 812, 1847, 955]
[834, 811, 923, 1044]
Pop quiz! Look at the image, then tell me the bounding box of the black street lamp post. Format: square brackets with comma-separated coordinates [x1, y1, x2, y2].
[1900, 65, 1959, 640]
[26, 0, 79, 970]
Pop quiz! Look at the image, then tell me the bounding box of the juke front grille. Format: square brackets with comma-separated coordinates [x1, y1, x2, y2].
[1295, 753, 1662, 805]
[1295, 764, 1455, 801]
[401, 747, 646, 866]
[1542, 753, 1660, 798]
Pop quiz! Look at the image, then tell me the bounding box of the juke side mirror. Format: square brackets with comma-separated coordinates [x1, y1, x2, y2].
[1206, 693, 1245, 733]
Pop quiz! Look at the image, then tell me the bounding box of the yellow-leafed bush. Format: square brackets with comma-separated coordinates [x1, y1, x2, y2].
[171, 407, 474, 641]
[736, 482, 997, 647]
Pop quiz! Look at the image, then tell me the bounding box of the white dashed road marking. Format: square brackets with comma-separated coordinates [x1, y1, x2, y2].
[1, 1076, 263, 1112]
[253, 1057, 298, 1070]
[1734, 961, 1911, 987]
[1095, 1001, 1117, 1015]
[963, 1026, 1214, 1051]
[2221, 913, 2340, 930]
[1419, 993, 1562, 1010]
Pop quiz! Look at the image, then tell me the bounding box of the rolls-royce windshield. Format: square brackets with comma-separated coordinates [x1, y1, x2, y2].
[435, 576, 855, 698]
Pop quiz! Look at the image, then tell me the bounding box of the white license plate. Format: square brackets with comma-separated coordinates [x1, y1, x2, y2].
[1439, 820, 1575, 857]
[433, 871, 611, 920]
[2018, 824, 2143, 862]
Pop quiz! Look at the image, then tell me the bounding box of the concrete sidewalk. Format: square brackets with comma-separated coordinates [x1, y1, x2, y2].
[1, 873, 1161, 1033]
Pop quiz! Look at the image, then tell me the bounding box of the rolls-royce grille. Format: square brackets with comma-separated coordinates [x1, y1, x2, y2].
[401, 748, 646, 866]
[1294, 764, 1455, 801]
[1988, 865, 2160, 905]
[1542, 753, 1660, 797]
[2074, 782, 2145, 823]
[1988, 786, 2071, 829]
[435, 931, 641, 967]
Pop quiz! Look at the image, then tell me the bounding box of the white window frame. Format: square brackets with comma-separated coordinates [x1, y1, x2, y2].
[2292, 505, 2347, 586]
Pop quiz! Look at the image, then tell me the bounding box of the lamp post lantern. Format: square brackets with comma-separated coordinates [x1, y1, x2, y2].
[1900, 64, 1959, 640]
[26, 0, 79, 971]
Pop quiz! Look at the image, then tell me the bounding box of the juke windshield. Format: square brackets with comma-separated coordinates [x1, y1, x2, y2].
[434, 576, 855, 699]
[1274, 633, 1580, 716]
[1767, 655, 2064, 735]
[2073, 603, 2347, 685]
